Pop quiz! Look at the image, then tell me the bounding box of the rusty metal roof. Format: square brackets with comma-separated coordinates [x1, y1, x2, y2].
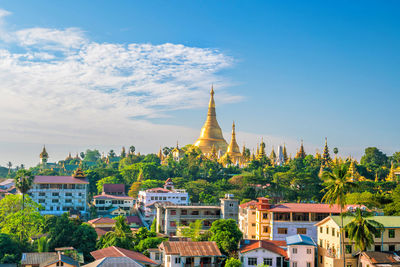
[160, 241, 223, 257]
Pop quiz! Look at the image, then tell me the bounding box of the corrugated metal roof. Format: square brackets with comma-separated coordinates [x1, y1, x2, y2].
[160, 241, 223, 257]
[21, 252, 56, 265]
[91, 246, 156, 265]
[82, 257, 144, 267]
[286, 234, 316, 246]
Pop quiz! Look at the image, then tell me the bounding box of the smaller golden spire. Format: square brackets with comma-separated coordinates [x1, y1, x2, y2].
[295, 140, 306, 159]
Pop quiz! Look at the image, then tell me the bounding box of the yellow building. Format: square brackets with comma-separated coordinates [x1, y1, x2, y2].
[315, 215, 400, 267]
[239, 200, 258, 239]
[194, 86, 228, 155]
[240, 198, 342, 242]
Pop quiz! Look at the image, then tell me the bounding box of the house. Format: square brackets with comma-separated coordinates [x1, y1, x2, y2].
[0, 179, 14, 190]
[238, 240, 287, 267]
[359, 251, 400, 266]
[90, 246, 157, 266]
[21, 252, 79, 267]
[92, 185, 134, 215]
[286, 234, 317, 267]
[316, 216, 400, 267]
[157, 241, 224, 267]
[88, 217, 115, 231]
[155, 194, 238, 236]
[239, 198, 362, 241]
[82, 257, 143, 267]
[137, 178, 189, 223]
[29, 168, 89, 216]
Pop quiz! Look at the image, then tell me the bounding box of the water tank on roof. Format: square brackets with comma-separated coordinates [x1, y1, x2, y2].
[225, 194, 234, 199]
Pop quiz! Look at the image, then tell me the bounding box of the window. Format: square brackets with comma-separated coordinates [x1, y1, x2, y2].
[326, 227, 329, 234]
[170, 210, 176, 215]
[375, 245, 381, 251]
[181, 197, 186, 200]
[38, 199, 45, 203]
[389, 245, 396, 251]
[52, 199, 59, 203]
[307, 263, 311, 267]
[181, 210, 187, 215]
[292, 262, 297, 267]
[332, 228, 335, 236]
[263, 258, 272, 265]
[292, 248, 297, 254]
[297, 228, 307, 234]
[65, 192, 72, 197]
[167, 256, 170, 262]
[345, 245, 352, 254]
[320, 256, 323, 264]
[252, 223, 256, 227]
[307, 248, 312, 254]
[39, 192, 45, 196]
[319, 240, 323, 247]
[175, 257, 181, 264]
[278, 228, 288, 234]
[151, 197, 154, 200]
[170, 221, 176, 227]
[276, 257, 282, 267]
[263, 226, 269, 233]
[155, 253, 160, 260]
[389, 229, 395, 238]
[52, 192, 59, 197]
[345, 230, 349, 238]
[65, 199, 72, 203]
[263, 213, 268, 219]
[248, 258, 257, 266]
[320, 227, 323, 233]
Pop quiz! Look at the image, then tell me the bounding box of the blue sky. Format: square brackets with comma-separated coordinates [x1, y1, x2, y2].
[0, 0, 399, 166]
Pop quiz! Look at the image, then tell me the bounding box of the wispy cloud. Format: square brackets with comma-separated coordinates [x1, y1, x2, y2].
[0, 8, 243, 165]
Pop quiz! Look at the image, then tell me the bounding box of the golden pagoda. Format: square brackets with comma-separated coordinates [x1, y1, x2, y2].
[256, 138, 266, 160]
[348, 159, 360, 182]
[386, 162, 396, 182]
[295, 140, 306, 159]
[224, 121, 242, 164]
[194, 86, 228, 154]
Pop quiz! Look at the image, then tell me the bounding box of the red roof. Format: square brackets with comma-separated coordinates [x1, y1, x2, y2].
[126, 216, 141, 225]
[146, 187, 170, 193]
[94, 228, 110, 237]
[34, 176, 88, 184]
[240, 240, 288, 258]
[268, 203, 342, 213]
[93, 194, 134, 200]
[91, 246, 157, 265]
[103, 184, 125, 194]
[239, 200, 258, 209]
[165, 178, 172, 183]
[88, 217, 115, 224]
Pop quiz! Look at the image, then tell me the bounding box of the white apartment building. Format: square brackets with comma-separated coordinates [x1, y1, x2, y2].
[93, 194, 135, 215]
[30, 169, 88, 216]
[137, 178, 189, 223]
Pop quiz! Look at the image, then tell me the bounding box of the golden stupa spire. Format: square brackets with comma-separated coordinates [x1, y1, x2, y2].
[386, 161, 396, 182]
[227, 121, 241, 154]
[194, 85, 228, 154]
[295, 140, 306, 158]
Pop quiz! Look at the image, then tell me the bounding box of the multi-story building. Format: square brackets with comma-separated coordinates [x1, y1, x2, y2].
[316, 215, 400, 267]
[239, 200, 258, 239]
[92, 184, 134, 215]
[155, 194, 238, 236]
[286, 234, 316, 267]
[240, 197, 347, 241]
[137, 178, 189, 223]
[30, 168, 88, 216]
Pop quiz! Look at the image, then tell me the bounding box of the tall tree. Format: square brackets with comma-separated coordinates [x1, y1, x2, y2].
[97, 215, 134, 249]
[344, 208, 383, 252]
[14, 170, 34, 210]
[321, 164, 356, 267]
[209, 219, 242, 256]
[7, 161, 12, 174]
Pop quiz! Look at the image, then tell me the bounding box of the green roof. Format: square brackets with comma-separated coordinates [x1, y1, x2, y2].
[331, 216, 400, 228]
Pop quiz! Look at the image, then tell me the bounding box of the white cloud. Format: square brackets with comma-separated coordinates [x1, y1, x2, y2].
[0, 9, 246, 166]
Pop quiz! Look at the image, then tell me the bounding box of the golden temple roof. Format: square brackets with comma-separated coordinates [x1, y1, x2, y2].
[227, 121, 241, 156]
[194, 86, 228, 154]
[40, 145, 48, 159]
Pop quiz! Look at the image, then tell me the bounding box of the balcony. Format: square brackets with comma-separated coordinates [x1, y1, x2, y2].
[178, 215, 220, 219]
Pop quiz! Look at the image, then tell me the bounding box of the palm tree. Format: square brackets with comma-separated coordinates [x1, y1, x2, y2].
[344, 208, 383, 252]
[14, 169, 34, 210]
[37, 236, 51, 252]
[97, 215, 133, 249]
[321, 164, 357, 267]
[7, 161, 12, 174]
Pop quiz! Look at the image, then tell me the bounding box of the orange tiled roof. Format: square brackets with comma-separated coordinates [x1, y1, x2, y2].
[88, 217, 115, 224]
[239, 200, 258, 209]
[268, 203, 342, 213]
[240, 240, 287, 258]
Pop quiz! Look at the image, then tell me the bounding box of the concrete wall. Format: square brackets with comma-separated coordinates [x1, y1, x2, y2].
[287, 245, 315, 267]
[271, 221, 317, 241]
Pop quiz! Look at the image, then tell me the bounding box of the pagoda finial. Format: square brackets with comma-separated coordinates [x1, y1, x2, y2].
[210, 84, 214, 96]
